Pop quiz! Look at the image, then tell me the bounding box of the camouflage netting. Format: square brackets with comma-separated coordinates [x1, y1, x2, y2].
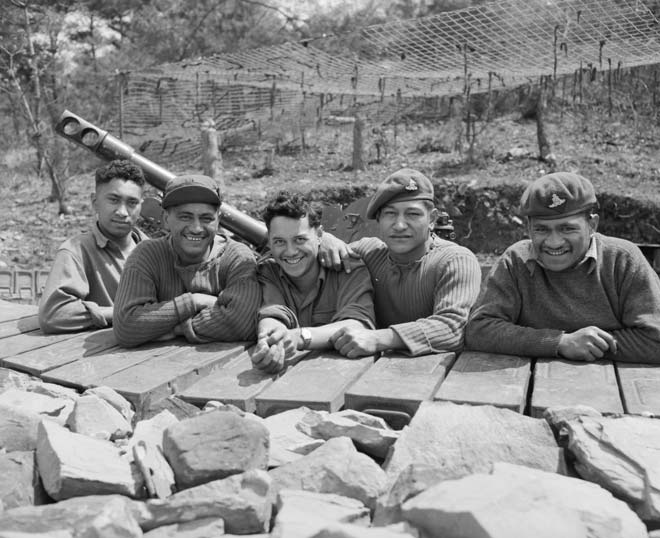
[117, 0, 660, 171]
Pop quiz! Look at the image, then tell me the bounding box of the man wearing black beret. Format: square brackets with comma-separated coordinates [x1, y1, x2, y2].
[324, 168, 482, 358]
[465, 172, 660, 363]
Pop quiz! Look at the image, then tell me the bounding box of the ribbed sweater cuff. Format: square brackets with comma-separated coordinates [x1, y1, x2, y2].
[535, 331, 564, 358]
[391, 322, 429, 356]
[173, 293, 196, 323]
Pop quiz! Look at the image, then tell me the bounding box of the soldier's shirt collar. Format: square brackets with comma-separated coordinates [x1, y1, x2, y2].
[524, 235, 598, 275]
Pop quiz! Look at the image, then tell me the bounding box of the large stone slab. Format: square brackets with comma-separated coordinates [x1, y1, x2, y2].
[263, 407, 324, 467]
[178, 349, 278, 413]
[36, 420, 140, 500]
[0, 388, 73, 425]
[2, 329, 118, 375]
[84, 385, 135, 424]
[150, 470, 274, 534]
[269, 436, 387, 510]
[616, 362, 660, 416]
[0, 402, 42, 451]
[401, 462, 647, 538]
[383, 401, 565, 485]
[297, 409, 399, 459]
[0, 494, 142, 537]
[531, 359, 623, 417]
[163, 408, 269, 489]
[344, 353, 455, 427]
[271, 489, 370, 538]
[311, 522, 419, 538]
[66, 394, 133, 441]
[434, 351, 531, 413]
[565, 414, 660, 523]
[0, 451, 49, 509]
[142, 517, 225, 537]
[255, 353, 374, 416]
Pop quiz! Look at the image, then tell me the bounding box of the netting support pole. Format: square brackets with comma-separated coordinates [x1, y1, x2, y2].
[201, 119, 224, 190]
[117, 72, 125, 139]
[536, 76, 554, 168]
[352, 112, 365, 171]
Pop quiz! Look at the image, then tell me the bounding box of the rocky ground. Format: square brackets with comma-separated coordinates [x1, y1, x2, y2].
[0, 364, 659, 537]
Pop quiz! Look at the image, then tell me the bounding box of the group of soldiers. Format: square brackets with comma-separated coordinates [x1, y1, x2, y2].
[38, 161, 660, 372]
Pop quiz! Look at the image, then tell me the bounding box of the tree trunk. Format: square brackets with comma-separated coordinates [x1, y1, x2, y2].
[352, 113, 365, 171]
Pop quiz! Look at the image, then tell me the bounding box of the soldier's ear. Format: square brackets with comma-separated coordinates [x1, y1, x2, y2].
[588, 213, 599, 233]
[90, 192, 97, 212]
[429, 208, 440, 228]
[316, 225, 323, 238]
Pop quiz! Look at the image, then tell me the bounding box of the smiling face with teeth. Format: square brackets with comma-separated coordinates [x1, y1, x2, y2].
[164, 202, 220, 265]
[528, 212, 599, 272]
[268, 215, 322, 283]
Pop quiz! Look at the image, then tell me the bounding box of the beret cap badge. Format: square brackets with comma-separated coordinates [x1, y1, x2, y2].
[405, 179, 418, 191]
[548, 193, 566, 208]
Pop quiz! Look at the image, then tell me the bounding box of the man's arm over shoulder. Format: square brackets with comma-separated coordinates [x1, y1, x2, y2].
[38, 243, 111, 333]
[465, 246, 563, 357]
[186, 241, 261, 342]
[391, 246, 481, 355]
[607, 242, 660, 363]
[113, 240, 196, 347]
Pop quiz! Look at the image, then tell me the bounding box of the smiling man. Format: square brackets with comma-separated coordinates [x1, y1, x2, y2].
[39, 160, 148, 333]
[113, 174, 260, 347]
[253, 191, 375, 373]
[321, 168, 482, 358]
[465, 172, 660, 363]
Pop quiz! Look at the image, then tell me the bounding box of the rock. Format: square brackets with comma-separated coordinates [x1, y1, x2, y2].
[0, 368, 78, 401]
[28, 381, 79, 401]
[0, 451, 49, 509]
[84, 386, 135, 424]
[543, 405, 602, 433]
[373, 463, 460, 526]
[137, 469, 273, 534]
[565, 415, 660, 523]
[311, 522, 419, 537]
[163, 409, 269, 489]
[384, 402, 565, 484]
[36, 420, 140, 500]
[66, 394, 133, 441]
[0, 388, 73, 425]
[0, 368, 35, 393]
[298, 409, 399, 459]
[142, 396, 201, 421]
[271, 489, 370, 538]
[0, 402, 41, 451]
[269, 437, 387, 510]
[142, 516, 224, 537]
[130, 410, 179, 449]
[401, 462, 647, 538]
[264, 408, 324, 467]
[0, 494, 142, 537]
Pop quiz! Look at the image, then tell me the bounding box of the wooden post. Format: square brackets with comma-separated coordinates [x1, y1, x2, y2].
[352, 113, 365, 171]
[536, 77, 554, 167]
[201, 119, 224, 190]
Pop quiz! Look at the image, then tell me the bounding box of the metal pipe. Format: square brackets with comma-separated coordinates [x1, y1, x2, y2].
[55, 110, 268, 249]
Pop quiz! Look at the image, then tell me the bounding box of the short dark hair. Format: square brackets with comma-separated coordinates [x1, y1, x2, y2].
[95, 160, 146, 189]
[262, 191, 322, 229]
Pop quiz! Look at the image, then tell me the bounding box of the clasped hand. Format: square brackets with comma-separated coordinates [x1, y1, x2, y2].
[557, 326, 618, 361]
[252, 326, 301, 373]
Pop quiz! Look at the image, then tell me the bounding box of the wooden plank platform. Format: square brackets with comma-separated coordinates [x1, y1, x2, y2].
[0, 301, 38, 323]
[530, 359, 624, 417]
[616, 363, 660, 416]
[344, 352, 455, 425]
[254, 352, 374, 417]
[434, 351, 532, 413]
[0, 315, 40, 339]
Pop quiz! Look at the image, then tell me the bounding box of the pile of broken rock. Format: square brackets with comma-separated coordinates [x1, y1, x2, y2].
[0, 366, 659, 538]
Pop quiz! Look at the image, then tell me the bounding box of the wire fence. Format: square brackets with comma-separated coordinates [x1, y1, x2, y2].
[116, 0, 660, 170]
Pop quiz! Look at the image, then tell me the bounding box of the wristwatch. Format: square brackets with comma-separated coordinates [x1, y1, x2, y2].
[298, 328, 312, 350]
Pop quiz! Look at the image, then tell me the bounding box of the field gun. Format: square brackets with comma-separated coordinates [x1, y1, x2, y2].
[54, 110, 268, 250]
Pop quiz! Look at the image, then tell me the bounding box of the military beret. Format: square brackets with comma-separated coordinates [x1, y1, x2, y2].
[520, 172, 597, 218]
[162, 174, 222, 209]
[366, 168, 435, 219]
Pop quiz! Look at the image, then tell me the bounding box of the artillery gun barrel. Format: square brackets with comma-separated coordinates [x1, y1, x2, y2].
[54, 110, 268, 249]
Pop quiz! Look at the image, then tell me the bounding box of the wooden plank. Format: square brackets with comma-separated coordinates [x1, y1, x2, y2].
[434, 351, 532, 413]
[0, 315, 40, 339]
[177, 349, 279, 413]
[0, 330, 81, 362]
[41, 339, 190, 389]
[98, 341, 247, 411]
[531, 359, 623, 417]
[616, 363, 660, 416]
[254, 352, 374, 417]
[0, 301, 38, 323]
[344, 352, 455, 423]
[2, 329, 118, 375]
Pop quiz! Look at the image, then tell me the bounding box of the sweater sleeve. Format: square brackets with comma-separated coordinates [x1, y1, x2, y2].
[606, 250, 660, 363]
[391, 250, 482, 356]
[330, 262, 375, 329]
[187, 242, 261, 342]
[113, 244, 196, 347]
[38, 248, 109, 333]
[257, 261, 298, 329]
[465, 253, 563, 357]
